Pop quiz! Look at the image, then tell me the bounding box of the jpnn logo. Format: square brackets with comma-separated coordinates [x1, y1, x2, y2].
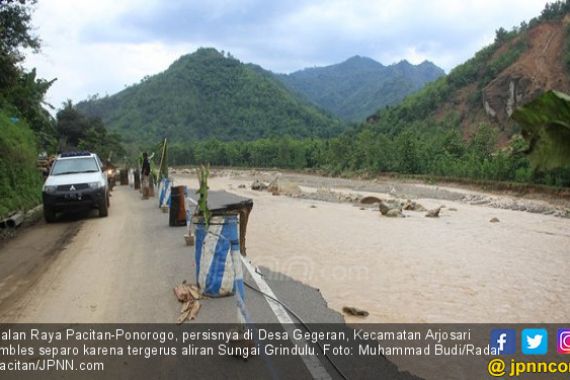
[522, 329, 548, 355]
[558, 329, 570, 354]
[490, 329, 516, 355]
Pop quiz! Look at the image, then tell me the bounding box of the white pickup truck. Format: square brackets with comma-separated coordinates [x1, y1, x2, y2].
[42, 152, 109, 222]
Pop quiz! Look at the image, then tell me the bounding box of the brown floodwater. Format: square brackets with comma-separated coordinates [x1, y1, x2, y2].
[179, 173, 570, 323]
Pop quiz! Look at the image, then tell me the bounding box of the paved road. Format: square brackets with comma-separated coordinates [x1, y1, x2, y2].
[0, 185, 420, 379]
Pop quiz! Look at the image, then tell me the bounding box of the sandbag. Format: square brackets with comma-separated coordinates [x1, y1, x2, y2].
[193, 215, 244, 298]
[159, 178, 172, 209]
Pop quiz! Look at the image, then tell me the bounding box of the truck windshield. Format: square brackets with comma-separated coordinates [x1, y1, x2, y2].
[51, 157, 100, 175]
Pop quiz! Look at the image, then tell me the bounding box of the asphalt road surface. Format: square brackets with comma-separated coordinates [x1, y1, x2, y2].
[0, 185, 419, 380]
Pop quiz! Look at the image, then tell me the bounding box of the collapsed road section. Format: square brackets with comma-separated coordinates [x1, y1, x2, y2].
[0, 170, 423, 379]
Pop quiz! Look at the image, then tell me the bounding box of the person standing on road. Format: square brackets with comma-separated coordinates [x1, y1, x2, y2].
[141, 152, 151, 200]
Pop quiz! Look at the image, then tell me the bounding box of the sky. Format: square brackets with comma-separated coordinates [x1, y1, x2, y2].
[24, 0, 552, 109]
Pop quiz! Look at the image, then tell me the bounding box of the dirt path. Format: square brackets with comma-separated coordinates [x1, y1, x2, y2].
[0, 187, 198, 322]
[175, 170, 570, 323]
[0, 218, 82, 316]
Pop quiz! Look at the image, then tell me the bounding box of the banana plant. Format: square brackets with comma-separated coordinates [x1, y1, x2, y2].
[512, 90, 570, 169]
[197, 164, 211, 226]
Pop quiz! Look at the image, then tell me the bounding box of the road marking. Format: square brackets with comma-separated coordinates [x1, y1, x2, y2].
[241, 257, 332, 380]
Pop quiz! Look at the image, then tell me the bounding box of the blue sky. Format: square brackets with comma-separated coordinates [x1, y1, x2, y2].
[24, 0, 552, 108]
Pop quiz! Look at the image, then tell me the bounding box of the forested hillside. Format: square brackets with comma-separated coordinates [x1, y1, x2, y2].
[365, 3, 570, 140]
[77, 48, 345, 145]
[276, 56, 444, 121]
[167, 2, 570, 187]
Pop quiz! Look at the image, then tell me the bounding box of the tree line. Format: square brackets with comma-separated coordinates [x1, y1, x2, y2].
[55, 101, 126, 161]
[166, 123, 570, 187]
[1, 0, 53, 217]
[0, 0, 125, 217]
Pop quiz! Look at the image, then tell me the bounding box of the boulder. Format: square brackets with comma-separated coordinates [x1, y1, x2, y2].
[267, 175, 280, 192]
[378, 201, 391, 215]
[385, 209, 404, 218]
[360, 196, 383, 205]
[402, 199, 427, 211]
[425, 207, 443, 218]
[342, 306, 369, 317]
[251, 179, 268, 191]
[379, 200, 402, 215]
[267, 177, 301, 196]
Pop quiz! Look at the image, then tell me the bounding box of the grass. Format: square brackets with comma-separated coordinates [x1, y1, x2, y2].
[0, 109, 43, 219]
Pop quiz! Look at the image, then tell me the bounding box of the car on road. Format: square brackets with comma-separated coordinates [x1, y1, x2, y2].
[42, 152, 109, 222]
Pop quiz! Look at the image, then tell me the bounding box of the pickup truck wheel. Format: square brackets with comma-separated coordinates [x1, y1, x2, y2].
[99, 197, 109, 217]
[44, 206, 56, 223]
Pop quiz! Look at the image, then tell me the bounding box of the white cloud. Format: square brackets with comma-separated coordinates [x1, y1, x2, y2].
[24, 0, 194, 107]
[23, 0, 552, 109]
[26, 40, 196, 107]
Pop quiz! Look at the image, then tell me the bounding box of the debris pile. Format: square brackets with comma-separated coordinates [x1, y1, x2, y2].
[298, 187, 360, 203]
[173, 281, 201, 324]
[376, 198, 430, 218]
[251, 176, 303, 196]
[269, 178, 302, 196]
[463, 193, 569, 218]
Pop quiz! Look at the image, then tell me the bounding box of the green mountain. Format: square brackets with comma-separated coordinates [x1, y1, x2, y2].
[275, 56, 445, 121]
[365, 5, 570, 141]
[76, 48, 344, 145]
